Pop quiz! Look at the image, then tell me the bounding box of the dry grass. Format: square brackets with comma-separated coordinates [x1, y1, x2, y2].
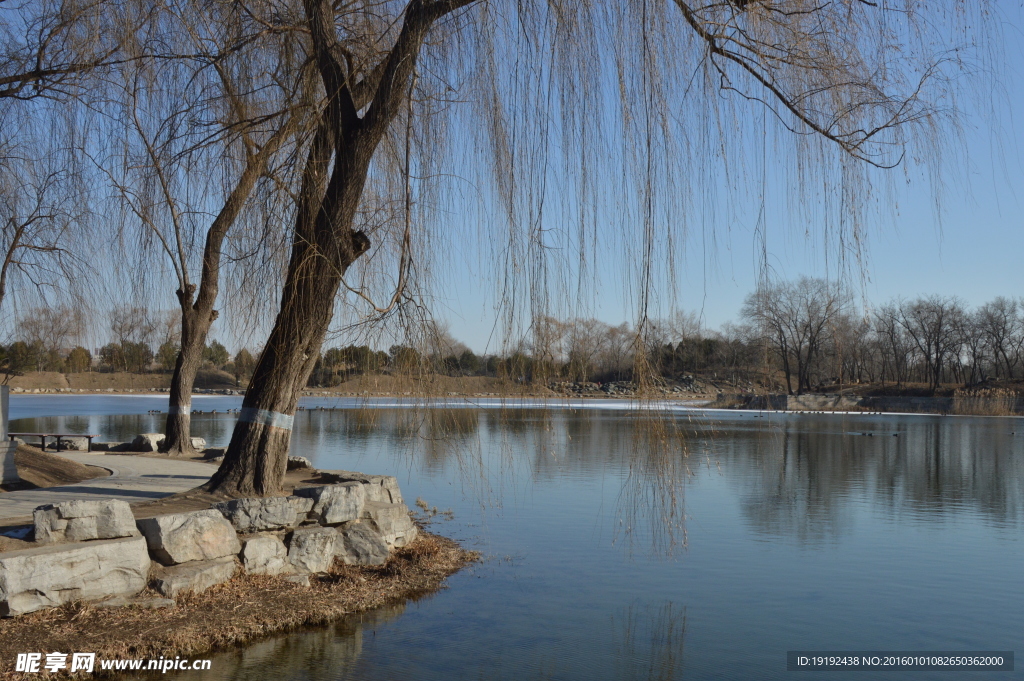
[0, 532, 476, 680]
[951, 388, 1020, 416]
[1, 446, 109, 493]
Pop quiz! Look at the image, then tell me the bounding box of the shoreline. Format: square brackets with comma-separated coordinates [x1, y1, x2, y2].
[0, 530, 475, 680]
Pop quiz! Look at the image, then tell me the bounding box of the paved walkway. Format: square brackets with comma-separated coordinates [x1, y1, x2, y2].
[0, 453, 214, 522]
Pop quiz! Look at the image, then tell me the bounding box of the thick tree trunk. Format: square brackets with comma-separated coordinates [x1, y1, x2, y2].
[161, 305, 215, 456]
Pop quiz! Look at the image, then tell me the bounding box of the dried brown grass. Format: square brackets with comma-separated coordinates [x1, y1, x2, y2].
[0, 532, 476, 680]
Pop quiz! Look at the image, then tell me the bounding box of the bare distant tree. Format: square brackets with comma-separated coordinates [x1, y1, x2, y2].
[976, 297, 1021, 380]
[895, 296, 965, 391]
[742, 278, 850, 394]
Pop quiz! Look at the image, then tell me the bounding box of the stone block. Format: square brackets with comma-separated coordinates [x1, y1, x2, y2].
[0, 440, 18, 485]
[318, 470, 404, 504]
[137, 509, 241, 565]
[0, 537, 150, 616]
[190, 437, 207, 450]
[241, 534, 292, 576]
[57, 436, 90, 451]
[287, 495, 314, 521]
[287, 456, 313, 470]
[130, 433, 164, 452]
[33, 499, 140, 544]
[361, 501, 418, 548]
[151, 556, 236, 598]
[287, 527, 337, 573]
[292, 483, 365, 526]
[336, 521, 389, 566]
[215, 497, 298, 533]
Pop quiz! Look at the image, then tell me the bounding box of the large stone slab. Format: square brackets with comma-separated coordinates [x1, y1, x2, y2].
[361, 501, 418, 548]
[215, 497, 299, 533]
[151, 556, 236, 598]
[336, 521, 389, 566]
[137, 509, 241, 565]
[34, 499, 140, 544]
[0, 536, 150, 616]
[287, 527, 337, 574]
[318, 470, 404, 504]
[240, 534, 292, 576]
[292, 483, 365, 526]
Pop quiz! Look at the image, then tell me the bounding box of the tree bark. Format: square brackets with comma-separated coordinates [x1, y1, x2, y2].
[162, 292, 216, 456]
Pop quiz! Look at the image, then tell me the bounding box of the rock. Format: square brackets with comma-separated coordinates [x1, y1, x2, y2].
[95, 596, 175, 609]
[287, 527, 337, 573]
[90, 442, 112, 452]
[107, 442, 133, 452]
[208, 455, 224, 464]
[240, 534, 292, 576]
[137, 509, 241, 565]
[190, 437, 206, 450]
[318, 470, 404, 504]
[57, 436, 90, 451]
[203, 448, 226, 459]
[0, 537, 150, 616]
[292, 483, 365, 526]
[336, 521, 389, 566]
[287, 456, 313, 470]
[287, 496, 314, 522]
[215, 497, 298, 533]
[361, 501, 418, 548]
[151, 556, 236, 598]
[130, 433, 164, 452]
[33, 499, 140, 544]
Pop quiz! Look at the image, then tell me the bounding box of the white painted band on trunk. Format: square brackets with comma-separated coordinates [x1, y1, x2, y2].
[167, 405, 191, 415]
[238, 407, 294, 430]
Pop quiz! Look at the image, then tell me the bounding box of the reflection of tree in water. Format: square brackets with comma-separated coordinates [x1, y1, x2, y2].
[151, 603, 406, 681]
[614, 601, 686, 681]
[716, 417, 1024, 541]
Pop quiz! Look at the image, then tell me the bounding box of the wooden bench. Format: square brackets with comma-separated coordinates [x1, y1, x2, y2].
[9, 433, 98, 452]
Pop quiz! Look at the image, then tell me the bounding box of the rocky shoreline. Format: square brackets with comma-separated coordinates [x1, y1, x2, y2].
[0, 468, 475, 679]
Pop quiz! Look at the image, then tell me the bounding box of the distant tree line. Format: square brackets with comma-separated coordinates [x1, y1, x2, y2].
[4, 281, 1023, 395]
[0, 305, 255, 384]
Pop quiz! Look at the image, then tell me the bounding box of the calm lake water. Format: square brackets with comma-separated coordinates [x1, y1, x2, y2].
[10, 395, 1024, 680]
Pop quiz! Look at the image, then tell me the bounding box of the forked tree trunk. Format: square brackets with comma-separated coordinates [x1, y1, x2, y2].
[206, 0, 470, 496]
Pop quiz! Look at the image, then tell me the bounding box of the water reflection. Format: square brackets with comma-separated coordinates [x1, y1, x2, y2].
[145, 603, 406, 681]
[15, 407, 1024, 539]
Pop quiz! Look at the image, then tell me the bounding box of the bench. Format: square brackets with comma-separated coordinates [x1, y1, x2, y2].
[9, 433, 98, 452]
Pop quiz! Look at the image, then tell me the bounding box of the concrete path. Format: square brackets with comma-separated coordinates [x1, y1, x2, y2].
[0, 453, 214, 522]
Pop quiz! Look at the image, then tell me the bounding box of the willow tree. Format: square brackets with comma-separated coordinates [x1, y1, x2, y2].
[94, 2, 312, 456]
[207, 0, 985, 495]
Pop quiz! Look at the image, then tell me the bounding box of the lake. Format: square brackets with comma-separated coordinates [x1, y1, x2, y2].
[10, 395, 1024, 680]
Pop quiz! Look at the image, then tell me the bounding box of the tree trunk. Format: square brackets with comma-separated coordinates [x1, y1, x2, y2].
[161, 303, 215, 456]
